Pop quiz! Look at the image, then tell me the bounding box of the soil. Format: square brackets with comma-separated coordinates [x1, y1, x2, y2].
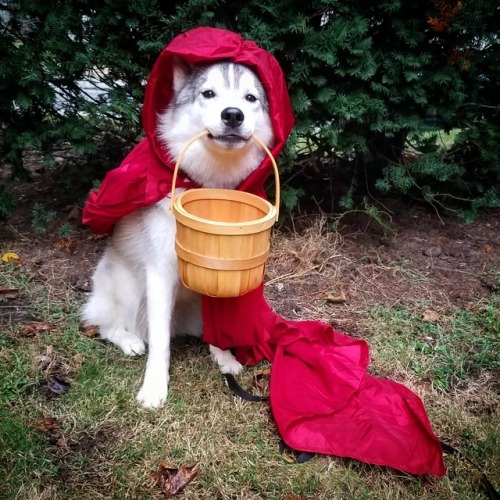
[1, 170, 499, 330]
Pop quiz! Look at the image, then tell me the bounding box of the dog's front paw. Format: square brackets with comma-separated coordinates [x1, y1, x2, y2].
[115, 331, 146, 356]
[210, 345, 243, 375]
[136, 379, 169, 409]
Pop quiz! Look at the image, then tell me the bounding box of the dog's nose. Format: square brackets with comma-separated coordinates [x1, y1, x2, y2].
[221, 107, 244, 128]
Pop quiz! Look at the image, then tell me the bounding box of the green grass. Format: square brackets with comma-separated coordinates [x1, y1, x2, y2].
[0, 404, 58, 488]
[365, 301, 500, 390]
[1, 262, 499, 499]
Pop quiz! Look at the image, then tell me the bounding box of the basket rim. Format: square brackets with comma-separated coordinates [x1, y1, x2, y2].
[172, 188, 277, 229]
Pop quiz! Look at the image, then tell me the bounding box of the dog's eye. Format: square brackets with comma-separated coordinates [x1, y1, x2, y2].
[245, 94, 257, 103]
[201, 90, 215, 99]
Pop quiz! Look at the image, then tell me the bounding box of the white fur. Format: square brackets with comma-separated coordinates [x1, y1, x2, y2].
[82, 61, 273, 408]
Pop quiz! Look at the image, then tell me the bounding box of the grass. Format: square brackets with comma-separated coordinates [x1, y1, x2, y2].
[366, 301, 500, 390]
[1, 240, 499, 499]
[364, 299, 499, 489]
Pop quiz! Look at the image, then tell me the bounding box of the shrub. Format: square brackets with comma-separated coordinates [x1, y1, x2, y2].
[0, 0, 498, 216]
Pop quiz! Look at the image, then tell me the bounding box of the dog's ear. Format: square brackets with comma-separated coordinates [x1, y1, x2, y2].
[171, 56, 193, 93]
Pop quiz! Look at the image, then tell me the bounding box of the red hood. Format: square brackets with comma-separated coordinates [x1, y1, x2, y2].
[143, 26, 294, 185]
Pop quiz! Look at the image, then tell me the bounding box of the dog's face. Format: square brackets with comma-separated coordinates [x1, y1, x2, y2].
[158, 60, 274, 189]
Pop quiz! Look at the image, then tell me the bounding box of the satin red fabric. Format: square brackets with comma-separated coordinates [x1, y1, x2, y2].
[202, 286, 445, 476]
[82, 27, 445, 477]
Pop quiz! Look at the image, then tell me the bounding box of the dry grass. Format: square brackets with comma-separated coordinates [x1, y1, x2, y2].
[1, 215, 499, 499]
[265, 214, 452, 335]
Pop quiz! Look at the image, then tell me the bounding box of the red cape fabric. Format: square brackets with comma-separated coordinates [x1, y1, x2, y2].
[82, 27, 445, 477]
[202, 286, 445, 476]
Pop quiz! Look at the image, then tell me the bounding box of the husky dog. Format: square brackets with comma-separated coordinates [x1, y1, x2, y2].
[82, 61, 274, 409]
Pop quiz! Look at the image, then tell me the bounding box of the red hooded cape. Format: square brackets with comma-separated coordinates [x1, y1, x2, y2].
[82, 27, 445, 477]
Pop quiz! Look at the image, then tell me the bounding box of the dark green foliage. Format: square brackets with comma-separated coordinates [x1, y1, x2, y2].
[0, 184, 14, 219]
[1, 0, 167, 187]
[0, 0, 498, 217]
[241, 0, 499, 215]
[31, 202, 56, 233]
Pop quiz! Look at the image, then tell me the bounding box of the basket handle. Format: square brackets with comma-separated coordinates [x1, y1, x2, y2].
[169, 131, 280, 221]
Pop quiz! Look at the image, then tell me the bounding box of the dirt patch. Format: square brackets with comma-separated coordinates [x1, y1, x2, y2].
[262, 208, 499, 341]
[34, 419, 123, 488]
[339, 202, 500, 304]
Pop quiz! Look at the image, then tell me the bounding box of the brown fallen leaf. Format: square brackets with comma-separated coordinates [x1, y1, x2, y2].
[253, 367, 271, 378]
[83, 325, 99, 338]
[33, 416, 60, 432]
[252, 367, 271, 390]
[54, 238, 77, 253]
[152, 462, 200, 498]
[22, 322, 54, 336]
[0, 287, 20, 299]
[482, 243, 493, 254]
[326, 290, 347, 304]
[66, 204, 81, 221]
[422, 309, 440, 323]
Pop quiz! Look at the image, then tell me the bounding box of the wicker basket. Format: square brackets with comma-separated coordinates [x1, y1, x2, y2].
[170, 132, 279, 298]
